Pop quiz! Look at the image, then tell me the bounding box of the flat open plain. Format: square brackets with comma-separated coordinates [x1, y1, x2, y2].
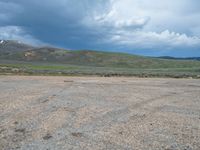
[0, 76, 200, 150]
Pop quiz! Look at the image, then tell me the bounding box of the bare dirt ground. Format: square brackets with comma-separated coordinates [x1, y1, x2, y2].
[0, 76, 200, 150]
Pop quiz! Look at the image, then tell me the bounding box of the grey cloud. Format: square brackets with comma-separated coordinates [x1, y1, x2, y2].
[0, 0, 200, 56]
[0, 0, 112, 48]
[0, 26, 43, 45]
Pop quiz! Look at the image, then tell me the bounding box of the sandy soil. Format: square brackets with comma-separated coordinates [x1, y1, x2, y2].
[0, 76, 200, 150]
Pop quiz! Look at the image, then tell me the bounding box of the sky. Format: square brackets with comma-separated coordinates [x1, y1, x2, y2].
[0, 0, 200, 57]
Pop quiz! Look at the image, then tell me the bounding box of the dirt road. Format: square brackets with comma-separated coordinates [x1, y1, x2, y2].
[0, 76, 200, 150]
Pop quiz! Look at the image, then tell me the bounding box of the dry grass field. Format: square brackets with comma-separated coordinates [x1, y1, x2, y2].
[0, 76, 200, 150]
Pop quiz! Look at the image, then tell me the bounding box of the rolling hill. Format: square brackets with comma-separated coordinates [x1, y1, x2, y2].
[0, 40, 200, 77]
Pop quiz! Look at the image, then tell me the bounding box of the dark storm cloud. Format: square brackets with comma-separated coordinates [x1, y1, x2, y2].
[0, 0, 110, 48]
[0, 0, 200, 56]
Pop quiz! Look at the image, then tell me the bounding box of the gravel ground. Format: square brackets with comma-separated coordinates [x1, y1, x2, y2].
[0, 76, 200, 150]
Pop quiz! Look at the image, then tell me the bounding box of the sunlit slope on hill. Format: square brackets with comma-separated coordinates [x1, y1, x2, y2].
[0, 41, 200, 77]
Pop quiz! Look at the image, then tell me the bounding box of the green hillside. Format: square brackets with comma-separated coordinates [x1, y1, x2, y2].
[0, 41, 200, 77]
[1, 47, 200, 68]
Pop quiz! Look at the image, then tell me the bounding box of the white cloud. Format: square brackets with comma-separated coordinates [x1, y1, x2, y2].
[109, 30, 200, 49]
[104, 0, 200, 32]
[85, 0, 200, 52]
[92, 8, 150, 29]
[0, 26, 43, 45]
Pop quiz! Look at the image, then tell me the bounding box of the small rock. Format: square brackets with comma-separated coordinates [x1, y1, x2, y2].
[14, 121, 18, 125]
[71, 132, 83, 137]
[64, 80, 74, 83]
[15, 128, 26, 134]
[43, 133, 53, 140]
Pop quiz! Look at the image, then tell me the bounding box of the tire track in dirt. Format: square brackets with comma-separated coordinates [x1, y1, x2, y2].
[73, 92, 178, 132]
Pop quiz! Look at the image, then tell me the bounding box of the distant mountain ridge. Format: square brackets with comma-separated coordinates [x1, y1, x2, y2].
[1, 40, 200, 60]
[0, 40, 200, 69]
[159, 56, 200, 61]
[0, 40, 34, 53]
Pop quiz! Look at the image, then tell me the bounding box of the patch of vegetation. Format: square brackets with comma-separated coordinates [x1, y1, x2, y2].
[1, 45, 200, 78]
[0, 60, 200, 78]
